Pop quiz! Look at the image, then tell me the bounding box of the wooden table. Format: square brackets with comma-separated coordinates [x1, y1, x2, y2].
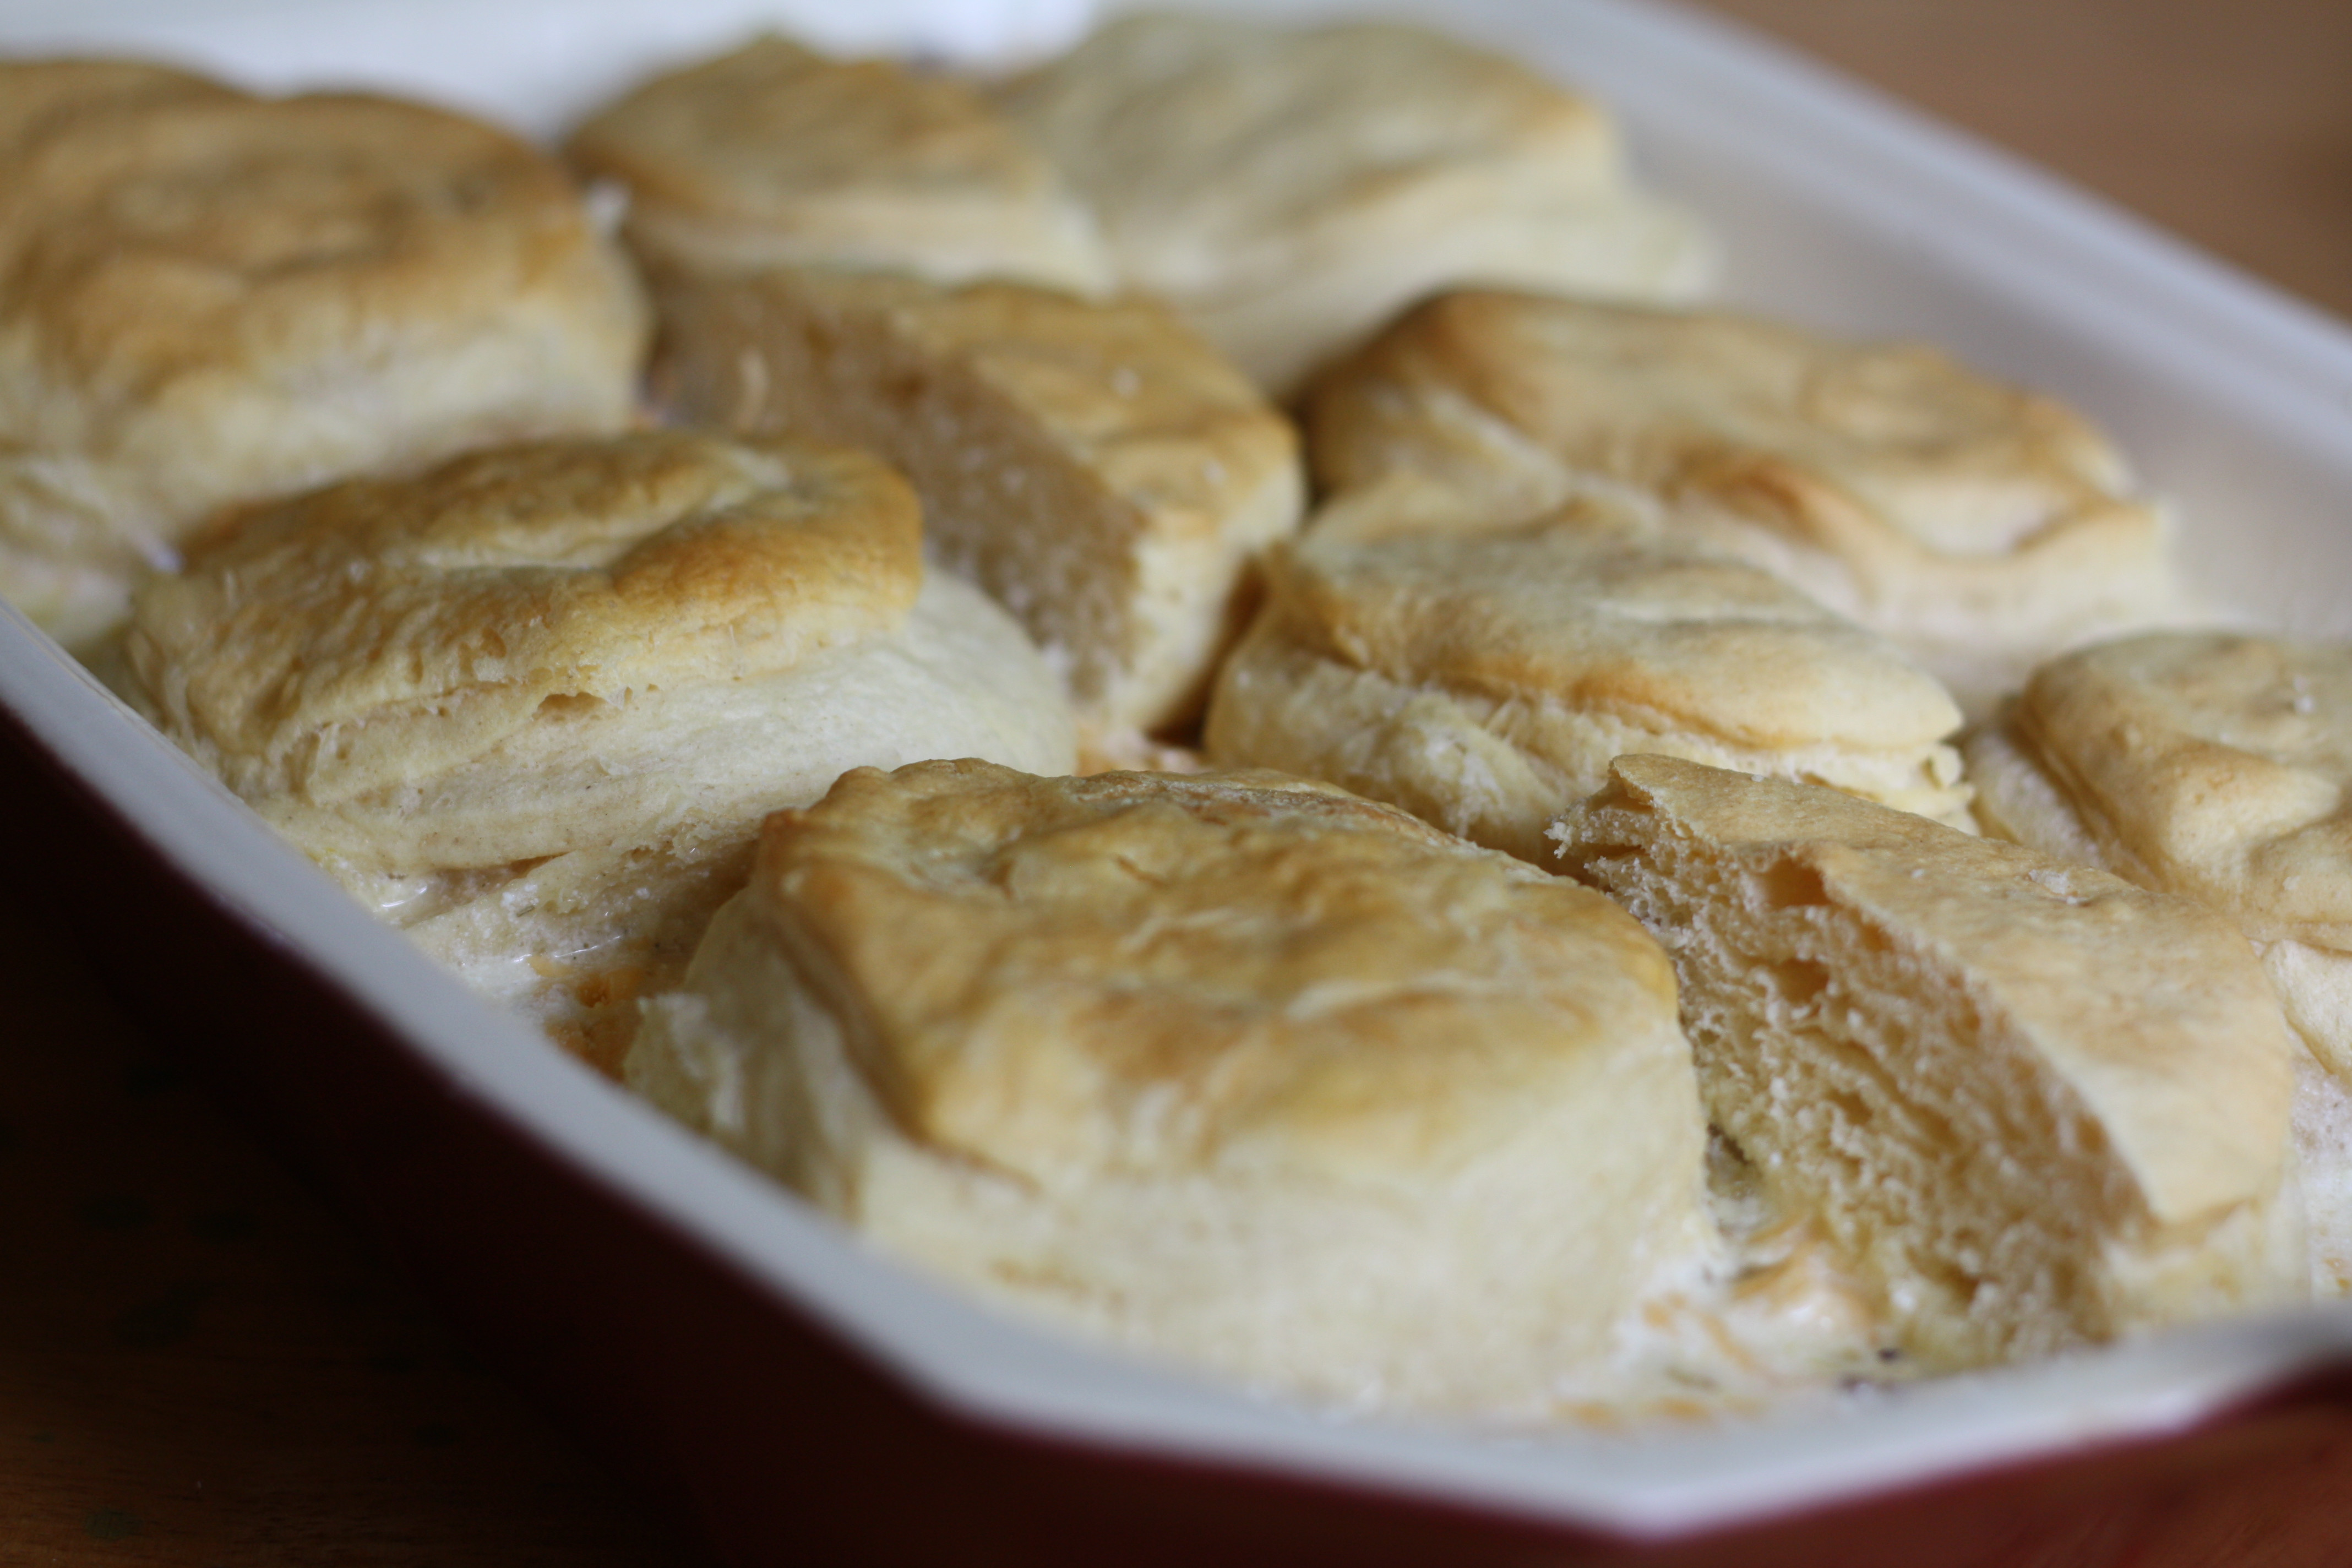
[5, 3, 2349, 1562]
[1692, 0, 2352, 324]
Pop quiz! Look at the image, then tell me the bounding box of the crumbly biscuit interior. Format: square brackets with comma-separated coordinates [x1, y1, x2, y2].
[651, 267, 1303, 738]
[1557, 760, 2306, 1369]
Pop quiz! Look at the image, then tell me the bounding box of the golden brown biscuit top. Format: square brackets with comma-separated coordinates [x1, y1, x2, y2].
[756, 758, 1679, 1185]
[1308, 292, 2136, 559]
[128, 430, 921, 804]
[1267, 500, 1961, 751]
[568, 36, 1105, 287]
[0, 75, 631, 445]
[2012, 633, 2352, 945]
[745, 268, 1295, 541]
[0, 58, 232, 154]
[1562, 755, 2294, 1224]
[995, 13, 1618, 293]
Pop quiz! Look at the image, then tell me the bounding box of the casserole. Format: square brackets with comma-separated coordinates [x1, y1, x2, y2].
[7, 1, 2352, 1561]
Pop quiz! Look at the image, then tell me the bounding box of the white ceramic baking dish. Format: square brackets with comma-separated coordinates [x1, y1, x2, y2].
[7, 2, 2352, 1562]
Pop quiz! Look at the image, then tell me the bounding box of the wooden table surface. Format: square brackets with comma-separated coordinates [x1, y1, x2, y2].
[5, 2, 2350, 1563]
[1692, 0, 2352, 326]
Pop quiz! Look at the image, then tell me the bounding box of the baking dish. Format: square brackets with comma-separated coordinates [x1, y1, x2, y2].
[7, 0, 2352, 1562]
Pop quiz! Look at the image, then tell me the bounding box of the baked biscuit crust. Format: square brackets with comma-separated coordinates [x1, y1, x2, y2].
[1308, 292, 2185, 712]
[1970, 632, 2352, 1081]
[0, 58, 232, 151]
[653, 265, 1303, 741]
[631, 759, 1714, 1415]
[126, 430, 1076, 1066]
[0, 63, 650, 645]
[995, 13, 1712, 395]
[568, 36, 1110, 293]
[1554, 755, 2305, 1368]
[128, 428, 921, 832]
[1995, 634, 2352, 946]
[1205, 496, 1970, 861]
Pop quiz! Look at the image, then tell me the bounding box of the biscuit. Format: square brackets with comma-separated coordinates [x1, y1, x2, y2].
[1968, 634, 2352, 1039]
[0, 61, 650, 650]
[651, 265, 1304, 746]
[1308, 292, 2187, 714]
[1553, 755, 2306, 1369]
[994, 12, 1712, 396]
[568, 36, 1110, 294]
[1203, 491, 1971, 863]
[0, 58, 230, 151]
[1965, 633, 2352, 1291]
[629, 759, 1716, 1416]
[124, 431, 1075, 1066]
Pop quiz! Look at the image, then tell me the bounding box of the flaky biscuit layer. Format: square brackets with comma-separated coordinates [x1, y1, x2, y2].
[1554, 756, 2305, 1369]
[1969, 633, 2352, 1090]
[129, 429, 923, 818]
[347, 571, 1077, 1072]
[1206, 498, 1969, 860]
[0, 61, 650, 645]
[995, 13, 1712, 395]
[1308, 292, 2187, 712]
[568, 36, 1110, 293]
